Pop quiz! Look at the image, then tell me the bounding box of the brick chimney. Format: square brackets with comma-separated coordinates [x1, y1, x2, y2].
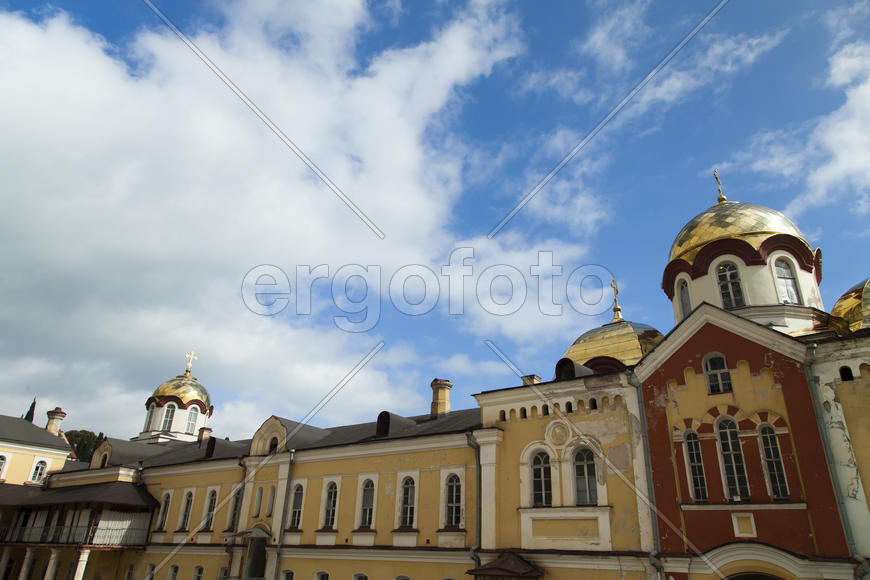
[430, 378, 453, 418]
[45, 407, 66, 436]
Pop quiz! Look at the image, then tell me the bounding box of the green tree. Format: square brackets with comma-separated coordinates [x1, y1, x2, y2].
[64, 430, 105, 463]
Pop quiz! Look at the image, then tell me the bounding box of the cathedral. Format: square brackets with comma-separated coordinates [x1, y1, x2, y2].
[0, 184, 868, 580]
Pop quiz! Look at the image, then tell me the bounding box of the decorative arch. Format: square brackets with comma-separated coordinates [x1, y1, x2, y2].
[144, 395, 212, 416]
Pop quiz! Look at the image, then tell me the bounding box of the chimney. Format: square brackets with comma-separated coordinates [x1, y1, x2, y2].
[198, 427, 212, 444]
[45, 407, 66, 436]
[522, 374, 542, 385]
[430, 378, 453, 418]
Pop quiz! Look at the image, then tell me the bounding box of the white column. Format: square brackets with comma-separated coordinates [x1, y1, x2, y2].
[264, 546, 279, 579]
[44, 548, 61, 580]
[16, 547, 33, 580]
[72, 548, 90, 580]
[229, 547, 244, 577]
[0, 547, 10, 579]
[473, 429, 502, 550]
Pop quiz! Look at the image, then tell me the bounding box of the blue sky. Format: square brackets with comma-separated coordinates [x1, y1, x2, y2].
[1, 0, 867, 439]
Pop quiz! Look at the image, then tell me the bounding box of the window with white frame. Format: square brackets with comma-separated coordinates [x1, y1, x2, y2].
[30, 460, 47, 482]
[678, 279, 692, 320]
[316, 572, 329, 580]
[531, 451, 552, 507]
[156, 493, 171, 530]
[168, 565, 179, 580]
[144, 404, 155, 431]
[323, 482, 338, 529]
[684, 431, 707, 501]
[704, 354, 732, 394]
[353, 575, 368, 580]
[282, 572, 294, 580]
[760, 425, 788, 499]
[204, 490, 217, 530]
[161, 404, 176, 432]
[185, 406, 199, 435]
[717, 261, 745, 309]
[0, 455, 6, 479]
[266, 485, 276, 517]
[145, 564, 155, 580]
[445, 474, 461, 528]
[228, 489, 242, 531]
[253, 486, 263, 517]
[268, 437, 279, 454]
[574, 449, 597, 506]
[288, 484, 304, 529]
[718, 418, 749, 500]
[179, 491, 194, 530]
[775, 258, 801, 304]
[360, 479, 374, 528]
[400, 477, 415, 528]
[192, 566, 204, 580]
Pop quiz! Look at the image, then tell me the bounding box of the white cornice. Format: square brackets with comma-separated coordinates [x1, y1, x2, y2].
[292, 433, 472, 463]
[49, 466, 138, 485]
[276, 546, 472, 563]
[474, 378, 630, 407]
[142, 459, 243, 478]
[0, 440, 69, 456]
[634, 303, 806, 383]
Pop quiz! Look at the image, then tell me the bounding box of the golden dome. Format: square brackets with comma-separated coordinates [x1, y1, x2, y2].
[831, 277, 870, 333]
[669, 201, 808, 264]
[151, 369, 211, 408]
[563, 320, 663, 368]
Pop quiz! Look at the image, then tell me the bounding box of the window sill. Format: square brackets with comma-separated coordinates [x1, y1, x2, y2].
[391, 528, 418, 548]
[436, 527, 466, 533]
[315, 527, 338, 534]
[680, 502, 807, 511]
[391, 527, 419, 533]
[352, 527, 376, 534]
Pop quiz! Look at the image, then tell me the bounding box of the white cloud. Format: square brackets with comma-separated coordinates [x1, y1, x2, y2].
[0, 2, 528, 439]
[519, 69, 594, 105]
[824, 0, 870, 48]
[580, 0, 651, 74]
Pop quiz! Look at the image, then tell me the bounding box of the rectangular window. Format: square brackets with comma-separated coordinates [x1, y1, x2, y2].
[685, 432, 707, 501]
[445, 474, 461, 527]
[719, 419, 749, 500]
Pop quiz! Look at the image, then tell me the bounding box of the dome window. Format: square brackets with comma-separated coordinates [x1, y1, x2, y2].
[678, 280, 692, 320]
[775, 259, 802, 305]
[268, 437, 279, 454]
[717, 262, 745, 309]
[144, 403, 156, 432]
[185, 406, 199, 435]
[704, 354, 732, 394]
[161, 404, 176, 432]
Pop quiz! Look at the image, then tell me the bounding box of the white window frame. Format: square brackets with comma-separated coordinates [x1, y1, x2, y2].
[439, 468, 465, 529]
[156, 490, 173, 531]
[144, 404, 155, 432]
[0, 453, 10, 480]
[519, 442, 560, 508]
[287, 479, 307, 529]
[320, 477, 341, 530]
[703, 352, 733, 394]
[266, 485, 276, 517]
[161, 404, 177, 432]
[758, 423, 789, 500]
[354, 473, 379, 530]
[226, 487, 243, 531]
[393, 470, 419, 530]
[770, 255, 802, 305]
[177, 488, 196, 531]
[682, 430, 708, 501]
[677, 277, 692, 320]
[713, 259, 747, 310]
[28, 456, 51, 482]
[201, 486, 220, 531]
[252, 486, 263, 518]
[716, 417, 750, 501]
[192, 566, 204, 580]
[185, 406, 199, 435]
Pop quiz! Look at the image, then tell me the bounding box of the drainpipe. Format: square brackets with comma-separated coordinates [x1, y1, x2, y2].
[628, 370, 665, 580]
[466, 432, 482, 569]
[273, 449, 296, 580]
[803, 344, 870, 580]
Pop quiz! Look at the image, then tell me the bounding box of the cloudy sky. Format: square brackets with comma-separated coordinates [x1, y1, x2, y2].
[1, 0, 868, 439]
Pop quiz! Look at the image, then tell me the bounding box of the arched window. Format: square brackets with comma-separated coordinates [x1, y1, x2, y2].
[400, 477, 415, 528]
[282, 572, 294, 580]
[145, 564, 156, 580]
[684, 431, 707, 501]
[589, 398, 598, 410]
[840, 366, 854, 381]
[266, 485, 276, 517]
[566, 401, 573, 413]
[541, 404, 549, 416]
[31, 460, 47, 482]
[678, 279, 692, 319]
[704, 354, 733, 394]
[144, 404, 155, 431]
[760, 425, 788, 499]
[268, 437, 279, 454]
[168, 565, 179, 580]
[99, 453, 108, 468]
[717, 262, 745, 309]
[161, 404, 176, 432]
[316, 573, 329, 580]
[775, 259, 801, 304]
[193, 566, 204, 580]
[718, 419, 749, 500]
[185, 406, 199, 435]
[574, 449, 597, 505]
[180, 491, 194, 530]
[353, 574, 368, 580]
[289, 484, 304, 529]
[498, 410, 506, 421]
[204, 490, 217, 530]
[229, 489, 242, 531]
[253, 486, 263, 517]
[531, 452, 552, 507]
[156, 493, 171, 530]
[360, 479, 374, 528]
[0, 455, 6, 478]
[323, 482, 338, 529]
[445, 474, 461, 527]
[520, 408, 527, 419]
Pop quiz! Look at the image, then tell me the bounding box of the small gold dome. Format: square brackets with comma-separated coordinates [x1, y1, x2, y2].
[831, 277, 870, 333]
[563, 320, 664, 368]
[669, 201, 808, 264]
[151, 370, 211, 408]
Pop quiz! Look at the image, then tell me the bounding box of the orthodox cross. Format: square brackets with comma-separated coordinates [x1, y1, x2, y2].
[714, 169, 726, 203]
[610, 278, 623, 322]
[185, 351, 197, 373]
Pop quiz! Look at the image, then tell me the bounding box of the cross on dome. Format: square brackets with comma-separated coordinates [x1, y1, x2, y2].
[184, 350, 197, 374]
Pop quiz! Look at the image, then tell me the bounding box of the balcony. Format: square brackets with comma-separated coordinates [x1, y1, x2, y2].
[1, 525, 149, 546]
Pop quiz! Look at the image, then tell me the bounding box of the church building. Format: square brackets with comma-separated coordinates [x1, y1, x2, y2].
[0, 182, 868, 580]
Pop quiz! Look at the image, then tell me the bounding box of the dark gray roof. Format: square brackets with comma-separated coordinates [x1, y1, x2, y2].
[61, 460, 91, 472]
[140, 437, 249, 468]
[0, 483, 42, 506]
[103, 438, 181, 467]
[19, 481, 158, 509]
[277, 408, 482, 452]
[0, 415, 71, 451]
